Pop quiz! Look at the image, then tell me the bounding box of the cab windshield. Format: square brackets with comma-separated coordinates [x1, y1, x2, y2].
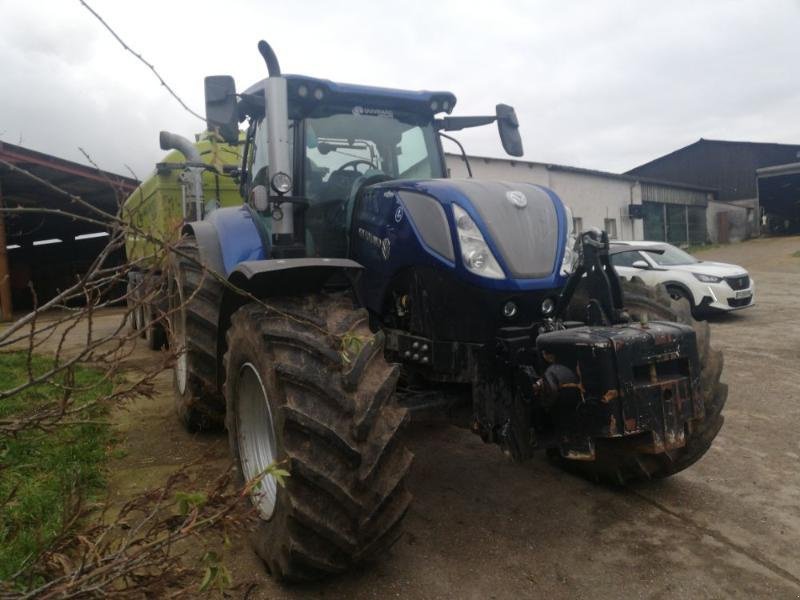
[301, 109, 443, 258]
[303, 110, 443, 200]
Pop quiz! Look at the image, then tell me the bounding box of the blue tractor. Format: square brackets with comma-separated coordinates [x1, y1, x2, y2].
[167, 41, 726, 581]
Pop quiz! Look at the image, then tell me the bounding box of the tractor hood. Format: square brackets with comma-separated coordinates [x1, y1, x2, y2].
[385, 179, 563, 281]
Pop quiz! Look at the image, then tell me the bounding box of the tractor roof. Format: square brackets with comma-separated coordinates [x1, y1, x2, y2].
[243, 75, 457, 116]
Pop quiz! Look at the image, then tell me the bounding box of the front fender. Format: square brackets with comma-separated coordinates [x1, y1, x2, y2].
[227, 258, 363, 298]
[215, 258, 364, 390]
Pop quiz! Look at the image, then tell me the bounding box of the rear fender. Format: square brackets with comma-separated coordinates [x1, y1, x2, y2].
[216, 258, 364, 388]
[181, 205, 268, 277]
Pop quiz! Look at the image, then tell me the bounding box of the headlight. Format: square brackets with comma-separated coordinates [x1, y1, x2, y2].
[560, 205, 578, 275]
[692, 273, 723, 283]
[452, 205, 505, 279]
[271, 172, 292, 195]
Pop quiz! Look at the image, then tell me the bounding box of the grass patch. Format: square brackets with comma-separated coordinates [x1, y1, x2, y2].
[0, 352, 112, 582]
[791, 250, 800, 258]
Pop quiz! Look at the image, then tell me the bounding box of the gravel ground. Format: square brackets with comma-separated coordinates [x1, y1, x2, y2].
[49, 234, 800, 599]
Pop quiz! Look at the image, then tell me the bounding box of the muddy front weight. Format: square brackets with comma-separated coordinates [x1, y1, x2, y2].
[534, 320, 703, 461]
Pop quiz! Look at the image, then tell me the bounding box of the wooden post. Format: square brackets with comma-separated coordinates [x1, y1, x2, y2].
[0, 179, 13, 321]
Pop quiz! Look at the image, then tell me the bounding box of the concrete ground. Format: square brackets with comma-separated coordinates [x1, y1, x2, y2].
[42, 235, 800, 598]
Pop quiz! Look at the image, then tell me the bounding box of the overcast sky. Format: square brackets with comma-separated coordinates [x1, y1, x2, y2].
[1, 0, 799, 179]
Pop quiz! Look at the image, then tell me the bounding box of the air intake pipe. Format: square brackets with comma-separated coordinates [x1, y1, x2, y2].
[159, 130, 204, 220]
[159, 131, 202, 164]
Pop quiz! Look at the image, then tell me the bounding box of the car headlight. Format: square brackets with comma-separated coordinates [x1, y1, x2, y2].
[452, 205, 505, 279]
[692, 273, 723, 283]
[561, 204, 578, 275]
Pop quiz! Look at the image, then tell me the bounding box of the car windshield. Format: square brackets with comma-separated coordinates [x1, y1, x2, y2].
[644, 245, 699, 266]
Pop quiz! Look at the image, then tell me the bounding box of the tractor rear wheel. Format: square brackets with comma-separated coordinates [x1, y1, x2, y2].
[555, 277, 726, 484]
[168, 237, 225, 431]
[223, 295, 412, 581]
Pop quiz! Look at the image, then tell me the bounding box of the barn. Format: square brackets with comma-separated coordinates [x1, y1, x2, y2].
[0, 141, 138, 320]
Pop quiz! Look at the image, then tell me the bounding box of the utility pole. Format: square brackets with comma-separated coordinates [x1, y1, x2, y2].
[0, 179, 13, 321]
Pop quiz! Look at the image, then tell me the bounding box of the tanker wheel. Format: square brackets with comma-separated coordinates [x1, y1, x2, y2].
[168, 236, 225, 432]
[555, 277, 727, 484]
[223, 295, 412, 582]
[144, 298, 168, 351]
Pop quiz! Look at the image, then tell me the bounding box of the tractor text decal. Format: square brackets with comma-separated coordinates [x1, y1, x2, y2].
[357, 227, 391, 260]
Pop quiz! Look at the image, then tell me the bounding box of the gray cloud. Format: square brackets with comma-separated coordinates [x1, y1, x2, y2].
[1, 0, 798, 180]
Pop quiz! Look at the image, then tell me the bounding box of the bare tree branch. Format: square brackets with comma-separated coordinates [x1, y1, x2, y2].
[77, 0, 206, 123]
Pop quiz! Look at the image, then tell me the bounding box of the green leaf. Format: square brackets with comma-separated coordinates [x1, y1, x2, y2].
[340, 333, 368, 364]
[199, 566, 214, 591]
[174, 491, 207, 516]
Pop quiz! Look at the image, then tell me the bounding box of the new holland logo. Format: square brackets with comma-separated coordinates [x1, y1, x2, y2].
[352, 105, 394, 118]
[506, 190, 528, 208]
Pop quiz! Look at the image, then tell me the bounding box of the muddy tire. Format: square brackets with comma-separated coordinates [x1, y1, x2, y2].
[556, 277, 726, 484]
[223, 295, 412, 582]
[168, 237, 225, 432]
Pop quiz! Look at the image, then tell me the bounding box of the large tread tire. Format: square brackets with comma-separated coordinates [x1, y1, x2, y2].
[556, 277, 727, 484]
[223, 294, 412, 582]
[168, 237, 225, 432]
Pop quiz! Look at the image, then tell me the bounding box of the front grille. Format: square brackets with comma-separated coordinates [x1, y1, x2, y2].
[725, 275, 750, 290]
[728, 296, 752, 308]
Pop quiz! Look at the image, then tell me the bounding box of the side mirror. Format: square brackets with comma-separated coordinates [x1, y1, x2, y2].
[496, 104, 523, 157]
[204, 75, 239, 144]
[632, 260, 649, 269]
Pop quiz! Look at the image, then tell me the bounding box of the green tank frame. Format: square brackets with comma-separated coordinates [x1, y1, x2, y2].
[123, 133, 244, 267]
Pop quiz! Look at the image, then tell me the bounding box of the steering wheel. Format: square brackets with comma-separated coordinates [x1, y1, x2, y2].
[334, 159, 376, 174]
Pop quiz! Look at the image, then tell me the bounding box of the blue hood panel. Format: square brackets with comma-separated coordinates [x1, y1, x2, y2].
[351, 178, 570, 320]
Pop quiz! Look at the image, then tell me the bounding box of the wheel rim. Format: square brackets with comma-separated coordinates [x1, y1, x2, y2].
[173, 281, 188, 395]
[237, 362, 279, 520]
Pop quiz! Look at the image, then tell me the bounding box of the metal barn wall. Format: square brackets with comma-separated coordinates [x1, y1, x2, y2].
[446, 154, 715, 244]
[446, 155, 645, 241]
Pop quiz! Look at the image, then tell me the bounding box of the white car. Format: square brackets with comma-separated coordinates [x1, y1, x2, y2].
[610, 241, 755, 315]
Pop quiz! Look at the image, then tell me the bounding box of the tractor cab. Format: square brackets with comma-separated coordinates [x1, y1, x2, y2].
[236, 74, 452, 258]
[205, 41, 522, 260]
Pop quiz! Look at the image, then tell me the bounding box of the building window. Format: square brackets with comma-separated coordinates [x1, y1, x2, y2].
[643, 202, 666, 241]
[643, 202, 706, 245]
[604, 218, 617, 239]
[573, 217, 583, 234]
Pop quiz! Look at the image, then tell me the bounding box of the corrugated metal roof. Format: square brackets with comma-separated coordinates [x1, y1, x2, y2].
[0, 142, 138, 244]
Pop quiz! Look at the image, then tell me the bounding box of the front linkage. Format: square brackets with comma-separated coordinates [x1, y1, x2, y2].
[478, 230, 706, 463]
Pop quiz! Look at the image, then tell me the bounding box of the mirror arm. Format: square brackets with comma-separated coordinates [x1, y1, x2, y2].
[435, 116, 497, 132]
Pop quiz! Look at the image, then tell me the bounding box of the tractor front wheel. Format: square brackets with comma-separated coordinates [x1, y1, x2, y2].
[224, 295, 412, 581]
